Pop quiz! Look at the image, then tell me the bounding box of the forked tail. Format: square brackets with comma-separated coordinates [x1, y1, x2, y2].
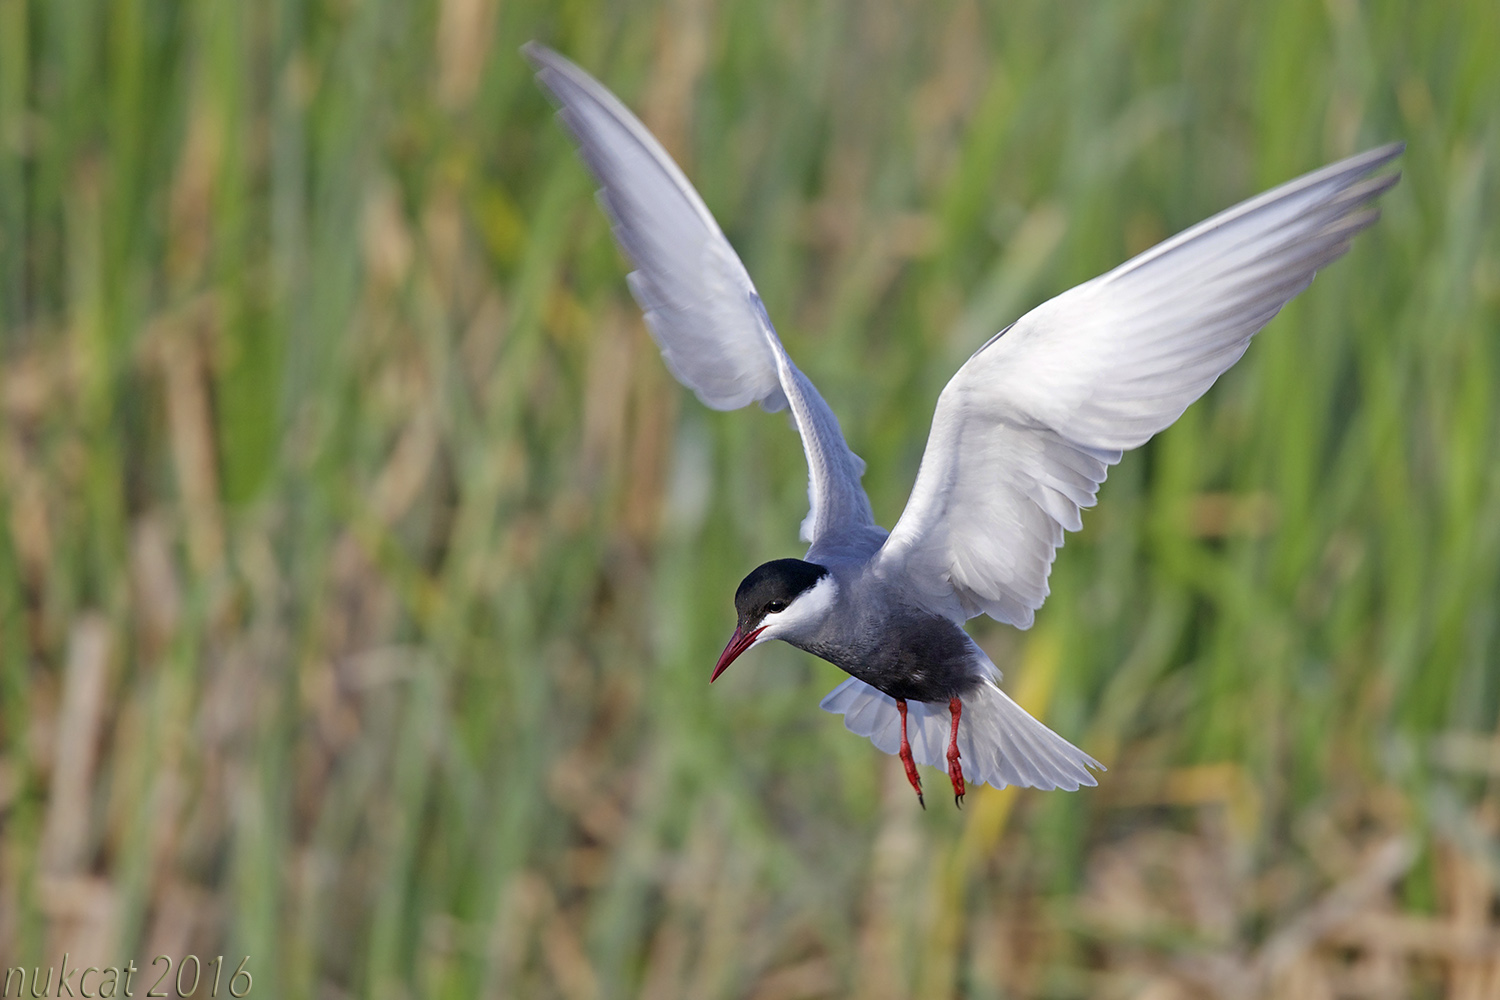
[819, 677, 1104, 791]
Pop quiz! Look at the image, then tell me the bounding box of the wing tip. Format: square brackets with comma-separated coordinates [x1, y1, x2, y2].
[522, 42, 580, 112]
[520, 40, 563, 72]
[1362, 139, 1406, 168]
[1302, 140, 1406, 188]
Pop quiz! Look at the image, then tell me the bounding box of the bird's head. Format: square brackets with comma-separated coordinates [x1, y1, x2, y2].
[711, 559, 836, 681]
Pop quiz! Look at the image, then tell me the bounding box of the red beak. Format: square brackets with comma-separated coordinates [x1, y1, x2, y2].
[711, 624, 765, 682]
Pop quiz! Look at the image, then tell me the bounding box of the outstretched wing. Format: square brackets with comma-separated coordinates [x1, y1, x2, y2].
[526, 43, 879, 551]
[876, 144, 1403, 626]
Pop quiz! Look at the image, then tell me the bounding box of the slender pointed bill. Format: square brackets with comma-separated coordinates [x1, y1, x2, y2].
[712, 625, 765, 682]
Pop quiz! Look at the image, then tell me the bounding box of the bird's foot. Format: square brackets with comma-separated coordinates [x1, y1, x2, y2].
[947, 696, 965, 808]
[904, 758, 926, 810]
[896, 698, 925, 809]
[947, 753, 965, 808]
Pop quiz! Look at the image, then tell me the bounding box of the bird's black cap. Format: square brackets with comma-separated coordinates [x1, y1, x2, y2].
[734, 559, 829, 627]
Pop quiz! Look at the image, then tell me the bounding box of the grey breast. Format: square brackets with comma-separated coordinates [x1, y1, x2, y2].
[796, 571, 986, 703]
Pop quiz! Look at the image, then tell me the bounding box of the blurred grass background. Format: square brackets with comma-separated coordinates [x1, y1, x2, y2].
[2, 0, 1499, 996]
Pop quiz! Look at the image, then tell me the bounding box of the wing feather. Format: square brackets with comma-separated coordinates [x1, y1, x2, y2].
[526, 43, 880, 551]
[876, 144, 1402, 626]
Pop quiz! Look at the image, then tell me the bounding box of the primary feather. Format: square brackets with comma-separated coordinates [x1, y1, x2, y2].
[876, 144, 1403, 627]
[525, 42, 882, 554]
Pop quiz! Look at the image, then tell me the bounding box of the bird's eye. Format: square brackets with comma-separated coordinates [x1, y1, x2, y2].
[766, 600, 788, 614]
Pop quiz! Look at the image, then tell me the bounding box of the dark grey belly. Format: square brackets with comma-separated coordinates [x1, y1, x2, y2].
[798, 611, 984, 703]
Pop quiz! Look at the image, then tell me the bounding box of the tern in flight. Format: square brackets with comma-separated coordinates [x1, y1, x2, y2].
[525, 42, 1401, 807]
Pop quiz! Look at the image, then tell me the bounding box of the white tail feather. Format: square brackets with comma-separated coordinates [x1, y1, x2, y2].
[819, 677, 1104, 791]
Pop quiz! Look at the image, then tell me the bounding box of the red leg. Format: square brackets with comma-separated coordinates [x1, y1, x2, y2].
[947, 696, 966, 807]
[896, 699, 924, 810]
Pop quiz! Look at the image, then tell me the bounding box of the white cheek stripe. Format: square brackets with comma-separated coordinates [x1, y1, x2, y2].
[759, 575, 839, 641]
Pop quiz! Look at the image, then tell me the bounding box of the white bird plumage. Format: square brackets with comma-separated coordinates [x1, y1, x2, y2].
[525, 41, 1401, 796]
[877, 145, 1401, 627]
[525, 43, 883, 557]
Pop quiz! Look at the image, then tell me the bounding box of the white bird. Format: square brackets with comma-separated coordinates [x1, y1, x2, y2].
[524, 41, 1401, 807]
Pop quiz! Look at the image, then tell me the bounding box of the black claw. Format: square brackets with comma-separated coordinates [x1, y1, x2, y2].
[954, 793, 964, 809]
[917, 792, 926, 810]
